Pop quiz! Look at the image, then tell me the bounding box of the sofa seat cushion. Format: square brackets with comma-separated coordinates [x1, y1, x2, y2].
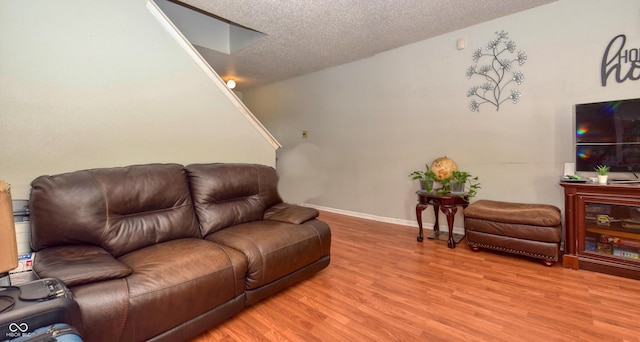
[205, 219, 331, 290]
[115, 238, 247, 341]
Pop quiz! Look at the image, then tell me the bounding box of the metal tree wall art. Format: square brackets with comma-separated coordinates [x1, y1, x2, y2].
[466, 31, 527, 112]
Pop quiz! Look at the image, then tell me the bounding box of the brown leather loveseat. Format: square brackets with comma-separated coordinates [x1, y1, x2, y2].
[28, 163, 331, 342]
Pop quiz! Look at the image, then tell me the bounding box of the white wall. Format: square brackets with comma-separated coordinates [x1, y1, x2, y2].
[243, 0, 640, 227]
[0, 0, 277, 199]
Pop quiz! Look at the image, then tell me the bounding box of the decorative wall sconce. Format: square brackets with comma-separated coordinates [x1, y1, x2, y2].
[226, 79, 236, 89]
[465, 31, 527, 112]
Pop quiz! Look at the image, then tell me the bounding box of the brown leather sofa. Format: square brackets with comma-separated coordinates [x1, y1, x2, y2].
[28, 163, 331, 342]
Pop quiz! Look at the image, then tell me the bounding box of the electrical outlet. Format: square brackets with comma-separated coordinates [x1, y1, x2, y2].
[302, 130, 308, 138]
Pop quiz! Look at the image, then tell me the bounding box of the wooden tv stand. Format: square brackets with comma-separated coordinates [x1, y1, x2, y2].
[560, 182, 640, 279]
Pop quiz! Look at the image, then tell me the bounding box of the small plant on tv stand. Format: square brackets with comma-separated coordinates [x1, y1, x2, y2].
[595, 165, 609, 175]
[595, 165, 610, 185]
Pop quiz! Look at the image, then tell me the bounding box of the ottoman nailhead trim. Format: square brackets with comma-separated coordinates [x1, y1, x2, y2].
[468, 242, 558, 262]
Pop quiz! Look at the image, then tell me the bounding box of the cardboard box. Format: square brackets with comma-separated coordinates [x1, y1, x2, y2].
[596, 243, 613, 254]
[613, 247, 640, 260]
[585, 204, 611, 215]
[0, 184, 18, 274]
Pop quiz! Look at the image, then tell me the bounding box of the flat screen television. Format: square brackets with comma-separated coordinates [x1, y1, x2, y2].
[575, 98, 640, 174]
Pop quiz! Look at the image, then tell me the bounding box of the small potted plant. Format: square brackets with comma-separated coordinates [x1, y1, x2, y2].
[450, 170, 470, 194]
[437, 170, 481, 198]
[409, 164, 437, 192]
[594, 165, 609, 184]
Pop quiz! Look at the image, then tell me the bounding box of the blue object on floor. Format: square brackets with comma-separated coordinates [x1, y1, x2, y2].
[3, 323, 82, 342]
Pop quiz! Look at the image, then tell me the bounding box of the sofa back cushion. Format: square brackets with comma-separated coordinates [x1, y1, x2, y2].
[30, 163, 200, 257]
[186, 163, 282, 236]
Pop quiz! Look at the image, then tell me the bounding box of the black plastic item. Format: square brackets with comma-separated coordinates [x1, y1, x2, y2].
[0, 279, 82, 340]
[561, 179, 587, 183]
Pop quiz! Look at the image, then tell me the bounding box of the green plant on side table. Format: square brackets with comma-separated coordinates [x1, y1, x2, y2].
[409, 164, 437, 192]
[437, 170, 481, 199]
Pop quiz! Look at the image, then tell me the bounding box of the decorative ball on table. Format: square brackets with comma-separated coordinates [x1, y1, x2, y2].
[430, 156, 458, 181]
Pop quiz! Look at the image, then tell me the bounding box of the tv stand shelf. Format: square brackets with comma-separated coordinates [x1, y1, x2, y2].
[561, 182, 640, 279]
[610, 179, 640, 184]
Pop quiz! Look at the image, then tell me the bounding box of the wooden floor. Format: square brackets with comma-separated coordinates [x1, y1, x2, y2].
[192, 211, 640, 342]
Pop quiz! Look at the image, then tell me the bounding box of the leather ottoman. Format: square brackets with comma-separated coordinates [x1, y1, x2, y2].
[463, 200, 562, 266]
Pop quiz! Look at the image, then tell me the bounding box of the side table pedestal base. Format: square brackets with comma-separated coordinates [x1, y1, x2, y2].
[428, 231, 465, 244]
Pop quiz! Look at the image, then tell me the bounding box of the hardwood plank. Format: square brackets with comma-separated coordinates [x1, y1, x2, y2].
[192, 211, 640, 342]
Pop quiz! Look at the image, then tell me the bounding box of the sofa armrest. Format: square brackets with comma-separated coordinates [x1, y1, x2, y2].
[263, 203, 319, 224]
[33, 245, 132, 287]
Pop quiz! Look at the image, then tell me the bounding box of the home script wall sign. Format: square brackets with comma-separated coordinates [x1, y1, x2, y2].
[601, 34, 640, 86]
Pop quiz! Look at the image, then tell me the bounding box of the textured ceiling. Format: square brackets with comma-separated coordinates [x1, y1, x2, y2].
[176, 0, 556, 91]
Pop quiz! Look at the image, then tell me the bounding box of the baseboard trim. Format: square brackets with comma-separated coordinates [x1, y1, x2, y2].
[303, 204, 466, 235]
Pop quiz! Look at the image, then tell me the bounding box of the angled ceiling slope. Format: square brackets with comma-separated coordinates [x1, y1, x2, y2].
[167, 0, 557, 91]
[154, 0, 266, 55]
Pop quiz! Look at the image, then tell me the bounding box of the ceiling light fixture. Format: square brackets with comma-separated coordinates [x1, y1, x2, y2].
[226, 79, 236, 89]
